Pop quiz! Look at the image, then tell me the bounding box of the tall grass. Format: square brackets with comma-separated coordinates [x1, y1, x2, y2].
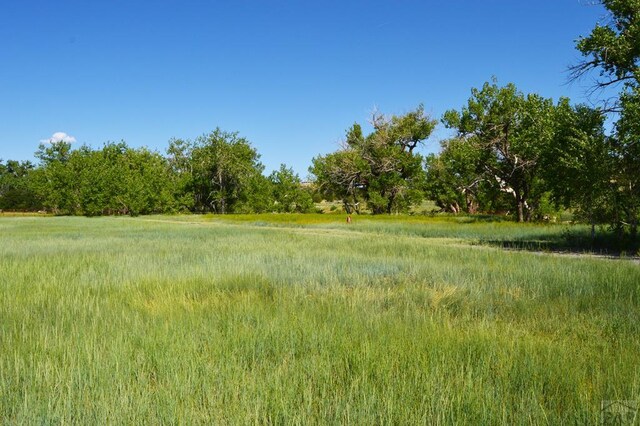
[203, 213, 633, 255]
[0, 216, 638, 423]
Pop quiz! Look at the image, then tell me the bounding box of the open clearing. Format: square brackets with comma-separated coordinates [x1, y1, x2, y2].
[1, 215, 638, 423]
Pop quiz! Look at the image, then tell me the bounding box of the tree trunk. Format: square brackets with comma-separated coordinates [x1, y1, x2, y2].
[631, 214, 638, 250]
[516, 198, 525, 223]
[465, 193, 477, 214]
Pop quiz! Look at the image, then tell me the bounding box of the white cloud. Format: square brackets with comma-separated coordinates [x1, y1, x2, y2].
[40, 132, 77, 144]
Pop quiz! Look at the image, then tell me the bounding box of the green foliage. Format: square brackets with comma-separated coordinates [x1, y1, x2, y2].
[166, 137, 196, 212]
[424, 137, 498, 214]
[310, 149, 368, 213]
[31, 141, 177, 216]
[233, 173, 274, 214]
[188, 128, 266, 214]
[544, 100, 612, 228]
[4, 129, 316, 216]
[268, 164, 313, 213]
[311, 105, 436, 214]
[573, 0, 640, 243]
[612, 88, 640, 240]
[443, 80, 556, 222]
[573, 0, 640, 95]
[0, 160, 40, 211]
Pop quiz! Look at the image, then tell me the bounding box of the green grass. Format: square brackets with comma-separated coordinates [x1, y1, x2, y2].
[1, 215, 639, 423]
[202, 213, 637, 255]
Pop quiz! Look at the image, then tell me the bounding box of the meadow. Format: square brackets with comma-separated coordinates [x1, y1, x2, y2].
[0, 214, 638, 424]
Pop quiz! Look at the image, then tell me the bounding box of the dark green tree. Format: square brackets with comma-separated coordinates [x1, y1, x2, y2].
[32, 141, 78, 214]
[571, 0, 640, 109]
[269, 164, 314, 213]
[190, 128, 266, 214]
[572, 0, 640, 244]
[32, 141, 176, 216]
[0, 160, 40, 211]
[424, 137, 491, 214]
[613, 88, 640, 241]
[311, 105, 436, 214]
[544, 100, 612, 239]
[443, 81, 555, 222]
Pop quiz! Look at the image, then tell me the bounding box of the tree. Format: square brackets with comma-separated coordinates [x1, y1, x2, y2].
[0, 159, 40, 211]
[571, 0, 640, 109]
[167, 138, 196, 212]
[310, 105, 436, 214]
[269, 164, 314, 213]
[310, 148, 368, 213]
[613, 88, 640, 241]
[190, 128, 266, 214]
[424, 137, 490, 214]
[115, 145, 178, 216]
[572, 0, 640, 244]
[32, 141, 78, 214]
[443, 81, 555, 222]
[31, 141, 177, 216]
[544, 100, 612, 240]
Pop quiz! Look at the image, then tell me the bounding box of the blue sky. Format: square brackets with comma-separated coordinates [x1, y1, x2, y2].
[1, 1, 607, 176]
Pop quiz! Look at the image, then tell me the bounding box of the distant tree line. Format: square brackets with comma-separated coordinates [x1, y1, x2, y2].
[0, 0, 638, 240]
[0, 129, 313, 216]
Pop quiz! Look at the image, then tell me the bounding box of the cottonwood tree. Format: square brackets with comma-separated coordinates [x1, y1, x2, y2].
[31, 141, 176, 216]
[424, 137, 492, 214]
[443, 81, 555, 222]
[572, 0, 640, 243]
[613, 88, 640, 241]
[571, 0, 640, 109]
[311, 105, 436, 214]
[310, 148, 368, 213]
[0, 159, 40, 211]
[269, 164, 314, 213]
[32, 141, 77, 214]
[190, 128, 266, 214]
[544, 100, 612, 240]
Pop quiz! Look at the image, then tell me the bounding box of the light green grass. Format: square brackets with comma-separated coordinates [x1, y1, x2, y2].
[0, 215, 638, 424]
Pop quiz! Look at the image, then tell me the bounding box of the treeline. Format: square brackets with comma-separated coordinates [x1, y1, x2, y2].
[1, 0, 638, 239]
[0, 129, 313, 216]
[0, 82, 637, 242]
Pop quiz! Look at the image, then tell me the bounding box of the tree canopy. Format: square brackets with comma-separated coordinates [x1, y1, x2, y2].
[310, 105, 435, 214]
[571, 0, 640, 100]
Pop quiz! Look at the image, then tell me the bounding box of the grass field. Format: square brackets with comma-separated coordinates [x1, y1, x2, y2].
[1, 214, 639, 423]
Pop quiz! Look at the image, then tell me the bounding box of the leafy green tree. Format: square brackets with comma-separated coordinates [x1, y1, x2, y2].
[32, 141, 177, 216]
[167, 138, 196, 212]
[613, 88, 640, 241]
[424, 137, 489, 214]
[443, 81, 555, 222]
[572, 0, 640, 243]
[32, 141, 78, 214]
[0, 160, 40, 211]
[116, 145, 178, 216]
[190, 128, 266, 214]
[544, 100, 612, 239]
[311, 105, 436, 214]
[571, 0, 640, 108]
[310, 148, 368, 213]
[269, 164, 314, 213]
[234, 173, 274, 213]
